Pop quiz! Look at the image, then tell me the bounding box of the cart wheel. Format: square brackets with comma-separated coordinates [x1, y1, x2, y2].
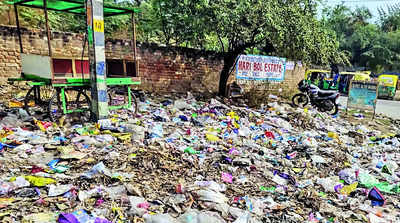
[130, 92, 138, 115]
[73, 90, 92, 123]
[48, 90, 63, 122]
[24, 85, 55, 116]
[49, 89, 93, 123]
[108, 87, 138, 115]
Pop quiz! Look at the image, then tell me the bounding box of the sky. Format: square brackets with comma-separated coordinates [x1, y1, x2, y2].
[319, 0, 400, 22]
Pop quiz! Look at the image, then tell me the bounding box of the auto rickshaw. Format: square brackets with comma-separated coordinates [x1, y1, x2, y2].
[377, 73, 399, 100]
[353, 72, 371, 81]
[304, 69, 334, 90]
[337, 72, 371, 94]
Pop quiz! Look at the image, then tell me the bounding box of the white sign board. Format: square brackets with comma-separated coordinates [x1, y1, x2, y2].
[286, 61, 295, 70]
[21, 54, 52, 79]
[236, 54, 286, 82]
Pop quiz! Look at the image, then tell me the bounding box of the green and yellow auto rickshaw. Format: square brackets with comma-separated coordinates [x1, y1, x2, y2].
[304, 69, 334, 90]
[305, 69, 372, 93]
[337, 72, 371, 94]
[377, 73, 399, 100]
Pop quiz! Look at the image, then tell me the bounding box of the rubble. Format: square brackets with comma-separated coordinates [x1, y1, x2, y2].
[0, 91, 399, 222]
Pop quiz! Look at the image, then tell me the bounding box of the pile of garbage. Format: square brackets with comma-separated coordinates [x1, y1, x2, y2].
[0, 92, 400, 223]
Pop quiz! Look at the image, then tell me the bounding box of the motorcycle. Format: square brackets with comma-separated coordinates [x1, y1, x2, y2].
[292, 80, 340, 115]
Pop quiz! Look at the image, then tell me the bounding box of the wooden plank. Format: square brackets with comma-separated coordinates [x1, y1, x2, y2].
[52, 56, 89, 60]
[71, 58, 77, 77]
[123, 59, 127, 77]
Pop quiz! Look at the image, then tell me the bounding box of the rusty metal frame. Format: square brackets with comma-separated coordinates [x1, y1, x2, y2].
[14, 4, 23, 53]
[43, 0, 52, 57]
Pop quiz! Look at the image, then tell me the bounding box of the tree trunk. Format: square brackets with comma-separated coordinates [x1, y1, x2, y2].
[218, 51, 241, 96]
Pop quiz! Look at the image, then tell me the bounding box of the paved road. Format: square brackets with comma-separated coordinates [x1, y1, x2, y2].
[338, 96, 400, 119]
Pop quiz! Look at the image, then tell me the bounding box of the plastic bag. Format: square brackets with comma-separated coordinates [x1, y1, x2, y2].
[206, 133, 220, 142]
[338, 169, 357, 184]
[144, 213, 177, 223]
[151, 123, 164, 138]
[339, 182, 358, 195]
[23, 212, 57, 223]
[78, 187, 104, 201]
[368, 187, 385, 207]
[233, 212, 252, 223]
[58, 209, 112, 223]
[316, 176, 340, 193]
[221, 172, 233, 183]
[105, 185, 127, 199]
[16, 176, 56, 187]
[82, 162, 112, 179]
[128, 196, 148, 217]
[58, 146, 87, 160]
[196, 189, 228, 204]
[174, 100, 191, 110]
[194, 181, 226, 192]
[48, 184, 73, 197]
[311, 155, 327, 164]
[184, 147, 200, 155]
[359, 173, 400, 194]
[177, 210, 225, 223]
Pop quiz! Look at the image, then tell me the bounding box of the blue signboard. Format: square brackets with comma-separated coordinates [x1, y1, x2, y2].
[347, 81, 378, 112]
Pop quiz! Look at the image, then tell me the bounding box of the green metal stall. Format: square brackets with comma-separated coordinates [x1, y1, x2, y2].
[7, 0, 141, 122]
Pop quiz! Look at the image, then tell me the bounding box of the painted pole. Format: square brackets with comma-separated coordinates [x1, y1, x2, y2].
[86, 0, 108, 120]
[43, 0, 52, 57]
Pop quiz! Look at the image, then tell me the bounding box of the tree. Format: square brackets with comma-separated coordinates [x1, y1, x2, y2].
[379, 3, 400, 32]
[142, 0, 346, 95]
[322, 3, 400, 72]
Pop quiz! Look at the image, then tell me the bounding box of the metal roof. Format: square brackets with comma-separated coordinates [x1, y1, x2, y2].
[8, 0, 139, 17]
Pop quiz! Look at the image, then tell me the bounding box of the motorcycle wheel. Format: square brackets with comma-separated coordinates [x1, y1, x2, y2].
[292, 93, 309, 107]
[325, 100, 339, 115]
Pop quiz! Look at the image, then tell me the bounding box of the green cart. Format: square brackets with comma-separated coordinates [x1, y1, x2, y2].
[7, 0, 141, 122]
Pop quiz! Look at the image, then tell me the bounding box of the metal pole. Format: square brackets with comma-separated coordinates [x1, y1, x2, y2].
[131, 13, 137, 61]
[43, 0, 52, 57]
[86, 0, 108, 120]
[131, 13, 138, 76]
[14, 5, 23, 53]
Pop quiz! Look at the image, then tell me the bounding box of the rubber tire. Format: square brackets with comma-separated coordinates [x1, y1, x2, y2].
[108, 87, 138, 115]
[49, 89, 92, 123]
[292, 93, 309, 107]
[130, 92, 138, 115]
[74, 90, 92, 123]
[25, 85, 55, 116]
[24, 86, 38, 116]
[327, 101, 339, 115]
[48, 90, 63, 122]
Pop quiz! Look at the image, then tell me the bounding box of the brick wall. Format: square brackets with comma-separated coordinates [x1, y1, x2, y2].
[0, 25, 305, 94]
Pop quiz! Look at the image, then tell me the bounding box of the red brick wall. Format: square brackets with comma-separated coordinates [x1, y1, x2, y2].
[106, 41, 225, 93]
[0, 25, 304, 94]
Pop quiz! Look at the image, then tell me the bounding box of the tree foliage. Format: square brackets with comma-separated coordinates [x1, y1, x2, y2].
[137, 0, 346, 94]
[0, 0, 346, 95]
[379, 3, 400, 32]
[322, 3, 400, 73]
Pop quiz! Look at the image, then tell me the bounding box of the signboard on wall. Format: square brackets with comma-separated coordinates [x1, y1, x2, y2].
[286, 61, 295, 70]
[235, 55, 286, 82]
[347, 80, 378, 116]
